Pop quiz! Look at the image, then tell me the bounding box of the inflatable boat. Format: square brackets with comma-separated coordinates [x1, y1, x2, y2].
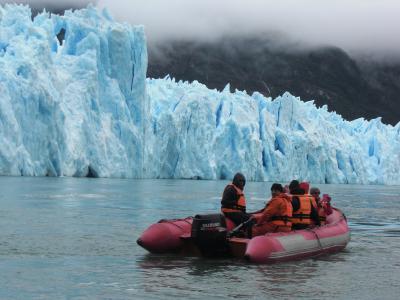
[137, 208, 350, 263]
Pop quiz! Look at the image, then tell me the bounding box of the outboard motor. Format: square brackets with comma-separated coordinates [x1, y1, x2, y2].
[191, 214, 229, 257]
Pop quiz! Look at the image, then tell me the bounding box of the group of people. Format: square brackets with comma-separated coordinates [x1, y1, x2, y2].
[221, 173, 333, 238]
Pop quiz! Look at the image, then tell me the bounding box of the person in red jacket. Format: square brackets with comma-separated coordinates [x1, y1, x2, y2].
[252, 183, 293, 236]
[321, 193, 333, 215]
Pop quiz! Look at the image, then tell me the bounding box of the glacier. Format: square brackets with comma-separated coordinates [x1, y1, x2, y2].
[0, 5, 399, 185]
[0, 4, 147, 178]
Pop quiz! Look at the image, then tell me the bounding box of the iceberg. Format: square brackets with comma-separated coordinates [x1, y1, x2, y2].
[0, 5, 399, 184]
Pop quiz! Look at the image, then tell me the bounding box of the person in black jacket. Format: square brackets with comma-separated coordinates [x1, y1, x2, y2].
[221, 173, 252, 227]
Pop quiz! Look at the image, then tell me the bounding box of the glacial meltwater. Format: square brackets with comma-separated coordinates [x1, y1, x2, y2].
[0, 177, 399, 299]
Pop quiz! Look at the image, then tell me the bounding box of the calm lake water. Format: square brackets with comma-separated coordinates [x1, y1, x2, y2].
[0, 177, 399, 299]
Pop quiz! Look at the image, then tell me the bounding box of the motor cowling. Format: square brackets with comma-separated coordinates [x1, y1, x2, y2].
[191, 214, 229, 256]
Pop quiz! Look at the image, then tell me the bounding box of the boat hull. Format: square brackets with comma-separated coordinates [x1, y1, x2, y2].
[137, 217, 193, 253]
[244, 209, 350, 263]
[137, 208, 350, 263]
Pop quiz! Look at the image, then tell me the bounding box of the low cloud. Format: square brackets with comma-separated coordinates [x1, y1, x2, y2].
[1, 0, 399, 60]
[96, 0, 400, 60]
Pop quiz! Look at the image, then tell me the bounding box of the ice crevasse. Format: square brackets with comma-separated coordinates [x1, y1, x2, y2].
[0, 4, 399, 184]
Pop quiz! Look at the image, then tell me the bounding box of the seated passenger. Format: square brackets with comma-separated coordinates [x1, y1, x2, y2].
[289, 180, 320, 230]
[221, 172, 253, 227]
[252, 183, 292, 236]
[310, 187, 321, 204]
[310, 187, 333, 225]
[283, 184, 290, 194]
[321, 193, 333, 215]
[310, 187, 326, 225]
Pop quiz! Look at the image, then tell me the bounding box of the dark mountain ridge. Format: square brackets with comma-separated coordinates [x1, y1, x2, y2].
[148, 37, 400, 125]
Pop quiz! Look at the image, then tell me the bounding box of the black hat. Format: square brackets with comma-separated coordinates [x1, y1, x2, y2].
[232, 172, 246, 189]
[289, 180, 299, 192]
[271, 183, 283, 192]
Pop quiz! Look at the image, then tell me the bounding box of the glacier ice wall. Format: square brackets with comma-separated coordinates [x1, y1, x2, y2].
[0, 5, 399, 184]
[0, 4, 147, 178]
[146, 78, 400, 185]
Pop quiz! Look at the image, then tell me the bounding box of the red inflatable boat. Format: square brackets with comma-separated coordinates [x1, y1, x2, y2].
[137, 208, 350, 263]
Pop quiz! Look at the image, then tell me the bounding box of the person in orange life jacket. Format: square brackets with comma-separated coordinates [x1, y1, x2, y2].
[252, 183, 293, 236]
[221, 173, 253, 226]
[289, 180, 320, 230]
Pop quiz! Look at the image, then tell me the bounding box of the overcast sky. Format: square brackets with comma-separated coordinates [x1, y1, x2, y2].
[2, 0, 399, 60]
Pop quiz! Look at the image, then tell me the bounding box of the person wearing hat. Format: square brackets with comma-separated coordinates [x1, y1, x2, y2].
[289, 180, 320, 229]
[299, 181, 310, 194]
[221, 172, 252, 226]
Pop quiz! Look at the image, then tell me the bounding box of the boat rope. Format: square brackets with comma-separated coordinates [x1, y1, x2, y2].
[310, 229, 323, 250]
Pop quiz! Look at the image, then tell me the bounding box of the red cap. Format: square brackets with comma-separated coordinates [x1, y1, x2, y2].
[322, 194, 331, 202]
[299, 182, 310, 194]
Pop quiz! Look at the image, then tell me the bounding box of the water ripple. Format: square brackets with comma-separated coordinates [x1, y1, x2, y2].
[1, 177, 400, 300]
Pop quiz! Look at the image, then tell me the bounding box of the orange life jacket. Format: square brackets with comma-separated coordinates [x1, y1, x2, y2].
[221, 184, 247, 213]
[290, 194, 317, 225]
[265, 195, 293, 227]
